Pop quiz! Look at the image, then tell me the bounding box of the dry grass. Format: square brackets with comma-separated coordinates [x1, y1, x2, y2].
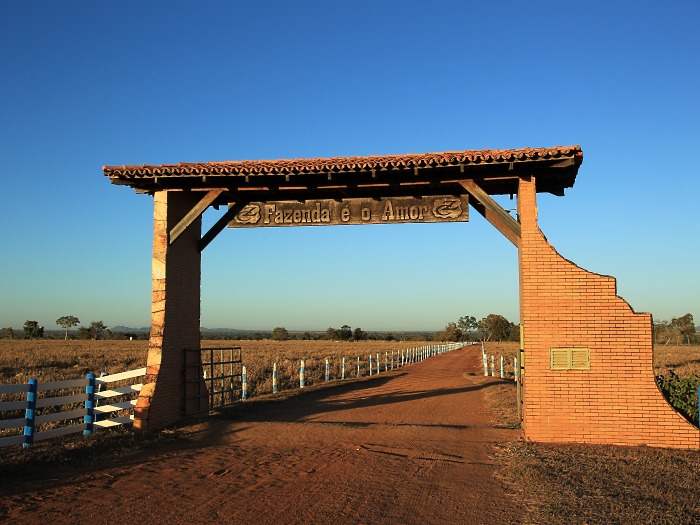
[653, 344, 700, 377]
[0, 339, 434, 389]
[481, 341, 700, 525]
[498, 441, 700, 525]
[0, 340, 146, 384]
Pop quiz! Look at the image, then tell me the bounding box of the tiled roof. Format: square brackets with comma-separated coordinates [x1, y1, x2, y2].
[103, 145, 582, 179]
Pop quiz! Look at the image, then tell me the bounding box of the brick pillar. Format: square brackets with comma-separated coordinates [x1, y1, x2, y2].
[134, 191, 202, 432]
[518, 176, 698, 449]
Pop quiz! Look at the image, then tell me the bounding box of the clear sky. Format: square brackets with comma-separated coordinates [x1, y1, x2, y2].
[1, 1, 698, 332]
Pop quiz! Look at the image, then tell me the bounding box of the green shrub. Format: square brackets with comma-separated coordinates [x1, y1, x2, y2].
[656, 371, 700, 425]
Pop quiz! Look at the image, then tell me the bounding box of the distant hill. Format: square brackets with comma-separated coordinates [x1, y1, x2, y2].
[110, 326, 150, 333]
[109, 326, 263, 334]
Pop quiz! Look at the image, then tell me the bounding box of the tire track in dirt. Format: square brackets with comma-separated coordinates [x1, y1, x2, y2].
[1, 345, 521, 525]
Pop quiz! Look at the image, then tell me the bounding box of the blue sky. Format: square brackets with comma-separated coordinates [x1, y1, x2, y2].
[1, 1, 698, 332]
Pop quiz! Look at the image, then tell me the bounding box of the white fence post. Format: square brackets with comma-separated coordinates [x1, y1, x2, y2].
[272, 362, 278, 393]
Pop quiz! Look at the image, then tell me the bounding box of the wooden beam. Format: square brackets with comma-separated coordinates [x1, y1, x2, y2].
[199, 202, 246, 252]
[457, 180, 521, 248]
[169, 189, 225, 245]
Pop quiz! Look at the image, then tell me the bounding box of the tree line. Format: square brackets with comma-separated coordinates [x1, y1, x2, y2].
[0, 317, 147, 341]
[654, 314, 696, 345]
[434, 314, 520, 342]
[3, 312, 695, 344]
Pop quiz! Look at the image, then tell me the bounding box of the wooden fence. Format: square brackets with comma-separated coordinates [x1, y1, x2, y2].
[0, 367, 146, 449]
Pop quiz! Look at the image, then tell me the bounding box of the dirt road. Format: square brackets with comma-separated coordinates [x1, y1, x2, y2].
[2, 345, 522, 524]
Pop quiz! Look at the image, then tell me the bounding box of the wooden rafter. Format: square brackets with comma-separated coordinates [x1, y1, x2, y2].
[457, 180, 521, 248]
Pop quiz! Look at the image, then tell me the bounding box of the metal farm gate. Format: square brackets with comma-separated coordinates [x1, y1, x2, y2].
[184, 346, 242, 415]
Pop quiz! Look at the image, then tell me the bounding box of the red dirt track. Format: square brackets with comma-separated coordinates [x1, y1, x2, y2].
[2, 345, 522, 524]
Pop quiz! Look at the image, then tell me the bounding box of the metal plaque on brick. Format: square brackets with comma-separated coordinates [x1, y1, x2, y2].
[227, 195, 468, 228]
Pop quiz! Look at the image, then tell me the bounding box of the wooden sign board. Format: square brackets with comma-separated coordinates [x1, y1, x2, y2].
[228, 195, 468, 228]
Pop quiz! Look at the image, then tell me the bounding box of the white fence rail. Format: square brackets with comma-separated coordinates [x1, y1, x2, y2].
[0, 367, 146, 449]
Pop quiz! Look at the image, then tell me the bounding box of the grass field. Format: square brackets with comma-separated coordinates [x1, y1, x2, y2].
[1, 339, 697, 391]
[0, 339, 439, 388]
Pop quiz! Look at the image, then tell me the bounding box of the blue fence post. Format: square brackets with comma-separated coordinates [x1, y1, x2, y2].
[325, 358, 330, 382]
[83, 373, 96, 436]
[22, 378, 38, 448]
[376, 353, 380, 375]
[697, 386, 700, 426]
[369, 355, 373, 376]
[272, 362, 278, 393]
[356, 356, 360, 377]
[500, 356, 505, 379]
[241, 366, 248, 399]
[300, 360, 305, 388]
[342, 357, 346, 380]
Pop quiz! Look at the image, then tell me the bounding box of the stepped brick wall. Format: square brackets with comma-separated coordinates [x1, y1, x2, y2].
[518, 176, 698, 448]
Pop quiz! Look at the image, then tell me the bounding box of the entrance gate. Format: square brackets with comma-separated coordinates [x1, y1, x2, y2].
[184, 346, 242, 415]
[104, 145, 699, 449]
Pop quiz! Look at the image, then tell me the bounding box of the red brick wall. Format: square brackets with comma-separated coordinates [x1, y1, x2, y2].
[135, 191, 202, 432]
[518, 176, 698, 449]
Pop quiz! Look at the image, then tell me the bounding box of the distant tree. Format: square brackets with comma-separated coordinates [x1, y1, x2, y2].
[302, 331, 312, 340]
[338, 325, 353, 341]
[508, 322, 521, 342]
[0, 327, 15, 339]
[89, 321, 107, 340]
[457, 316, 478, 340]
[441, 322, 462, 342]
[272, 327, 289, 341]
[325, 327, 339, 340]
[23, 320, 44, 339]
[670, 314, 695, 345]
[56, 315, 80, 340]
[478, 314, 511, 342]
[353, 327, 366, 341]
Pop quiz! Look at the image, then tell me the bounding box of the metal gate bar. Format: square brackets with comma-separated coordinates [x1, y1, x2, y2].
[184, 346, 242, 415]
